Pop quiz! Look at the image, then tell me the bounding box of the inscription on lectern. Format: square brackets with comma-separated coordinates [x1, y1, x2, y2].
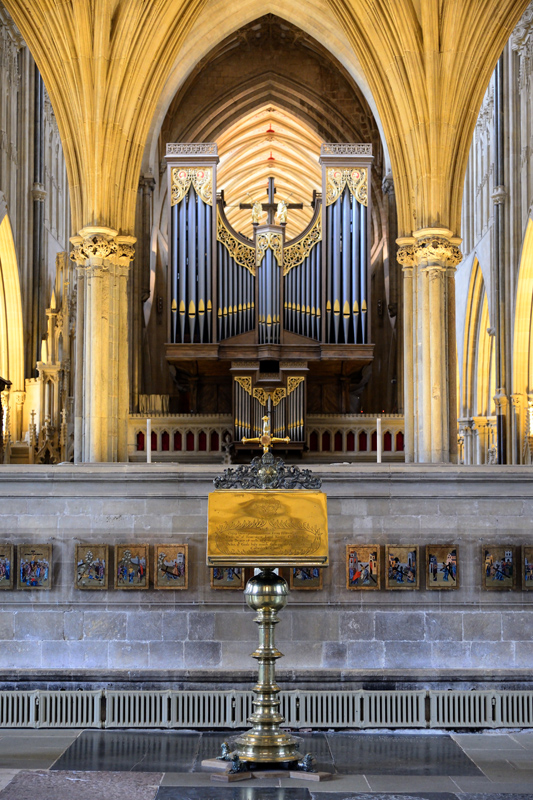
[207, 491, 328, 567]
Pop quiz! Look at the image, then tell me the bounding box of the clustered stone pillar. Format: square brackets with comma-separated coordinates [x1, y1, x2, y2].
[70, 227, 135, 462]
[398, 229, 462, 463]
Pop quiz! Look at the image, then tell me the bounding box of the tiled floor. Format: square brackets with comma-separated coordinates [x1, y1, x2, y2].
[0, 729, 532, 799]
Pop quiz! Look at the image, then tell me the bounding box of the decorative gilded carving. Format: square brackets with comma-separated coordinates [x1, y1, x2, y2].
[283, 215, 321, 275]
[171, 166, 213, 206]
[321, 143, 372, 156]
[252, 387, 287, 407]
[287, 376, 305, 395]
[256, 232, 283, 268]
[217, 212, 256, 276]
[234, 376, 252, 395]
[325, 167, 368, 206]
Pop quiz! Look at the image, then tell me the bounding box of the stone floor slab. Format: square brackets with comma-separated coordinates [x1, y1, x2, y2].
[51, 730, 200, 772]
[0, 769, 162, 800]
[155, 788, 312, 799]
[326, 734, 482, 776]
[309, 794, 459, 800]
[364, 775, 461, 792]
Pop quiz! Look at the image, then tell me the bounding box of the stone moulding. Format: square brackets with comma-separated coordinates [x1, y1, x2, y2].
[166, 142, 218, 155]
[321, 143, 372, 156]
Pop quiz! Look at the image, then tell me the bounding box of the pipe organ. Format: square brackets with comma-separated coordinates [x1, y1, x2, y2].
[166, 142, 374, 454]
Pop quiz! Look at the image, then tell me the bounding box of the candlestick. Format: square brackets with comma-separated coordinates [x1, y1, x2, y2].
[377, 417, 382, 463]
[147, 418, 152, 463]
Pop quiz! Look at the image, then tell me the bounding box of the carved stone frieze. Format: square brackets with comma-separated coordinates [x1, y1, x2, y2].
[321, 143, 372, 156]
[166, 142, 217, 156]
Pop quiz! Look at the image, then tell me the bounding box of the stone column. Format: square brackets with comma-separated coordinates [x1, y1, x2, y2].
[398, 230, 462, 463]
[397, 241, 415, 461]
[70, 227, 135, 462]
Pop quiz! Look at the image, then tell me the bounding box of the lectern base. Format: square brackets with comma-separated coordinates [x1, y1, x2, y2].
[233, 569, 304, 765]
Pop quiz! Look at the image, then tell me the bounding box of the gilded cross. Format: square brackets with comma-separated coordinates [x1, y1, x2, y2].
[242, 415, 290, 453]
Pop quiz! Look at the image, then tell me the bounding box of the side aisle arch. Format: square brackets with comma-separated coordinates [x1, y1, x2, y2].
[512, 216, 533, 462]
[0, 192, 25, 442]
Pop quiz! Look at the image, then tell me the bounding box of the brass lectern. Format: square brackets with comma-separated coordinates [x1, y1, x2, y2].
[208, 433, 328, 767]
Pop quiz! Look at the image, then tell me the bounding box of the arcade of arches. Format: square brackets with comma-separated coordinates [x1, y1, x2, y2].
[1, 0, 533, 688]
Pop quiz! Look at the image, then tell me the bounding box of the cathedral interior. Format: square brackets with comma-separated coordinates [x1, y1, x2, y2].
[0, 0, 533, 796]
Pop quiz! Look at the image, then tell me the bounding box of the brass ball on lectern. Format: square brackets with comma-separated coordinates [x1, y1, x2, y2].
[244, 569, 288, 613]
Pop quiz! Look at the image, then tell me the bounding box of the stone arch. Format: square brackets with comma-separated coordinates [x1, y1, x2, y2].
[461, 258, 492, 418]
[0, 195, 25, 436]
[513, 216, 533, 401]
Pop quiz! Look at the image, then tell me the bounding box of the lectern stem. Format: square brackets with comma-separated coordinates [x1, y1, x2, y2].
[233, 568, 302, 764]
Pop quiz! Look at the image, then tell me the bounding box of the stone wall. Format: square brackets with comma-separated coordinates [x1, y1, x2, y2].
[0, 463, 532, 689]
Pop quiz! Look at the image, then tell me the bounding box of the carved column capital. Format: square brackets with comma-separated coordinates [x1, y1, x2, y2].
[115, 235, 136, 268]
[12, 390, 25, 407]
[31, 182, 46, 202]
[70, 229, 136, 270]
[492, 185, 507, 206]
[414, 236, 463, 270]
[396, 237, 416, 273]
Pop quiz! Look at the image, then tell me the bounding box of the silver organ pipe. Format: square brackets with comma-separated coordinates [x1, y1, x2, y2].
[342, 188, 351, 344]
[187, 188, 197, 341]
[360, 201, 367, 343]
[333, 193, 341, 343]
[351, 192, 360, 343]
[178, 200, 187, 342]
[325, 185, 368, 344]
[326, 203, 332, 340]
[170, 180, 214, 345]
[197, 194, 205, 343]
[205, 201, 212, 341]
[171, 205, 178, 342]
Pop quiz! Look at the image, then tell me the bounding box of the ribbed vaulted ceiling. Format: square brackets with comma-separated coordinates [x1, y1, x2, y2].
[217, 105, 322, 241]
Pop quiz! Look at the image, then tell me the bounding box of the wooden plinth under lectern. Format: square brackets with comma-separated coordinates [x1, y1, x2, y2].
[207, 449, 328, 769]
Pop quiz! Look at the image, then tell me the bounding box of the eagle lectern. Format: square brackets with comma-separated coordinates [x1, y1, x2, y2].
[207, 426, 328, 766]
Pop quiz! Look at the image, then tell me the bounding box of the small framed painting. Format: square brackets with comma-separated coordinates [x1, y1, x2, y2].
[290, 567, 323, 590]
[18, 544, 52, 590]
[154, 544, 188, 590]
[385, 545, 419, 590]
[426, 545, 459, 589]
[0, 544, 14, 590]
[346, 545, 380, 590]
[75, 544, 109, 590]
[114, 544, 149, 589]
[482, 545, 516, 590]
[523, 546, 533, 589]
[211, 567, 244, 590]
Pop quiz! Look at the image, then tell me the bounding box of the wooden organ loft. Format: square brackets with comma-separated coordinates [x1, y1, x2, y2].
[165, 142, 374, 455]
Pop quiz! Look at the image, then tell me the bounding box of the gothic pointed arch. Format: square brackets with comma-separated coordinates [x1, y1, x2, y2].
[512, 216, 533, 459]
[0, 193, 24, 397]
[461, 258, 494, 419]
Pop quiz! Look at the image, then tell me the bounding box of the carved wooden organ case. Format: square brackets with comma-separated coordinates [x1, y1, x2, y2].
[165, 142, 374, 451]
